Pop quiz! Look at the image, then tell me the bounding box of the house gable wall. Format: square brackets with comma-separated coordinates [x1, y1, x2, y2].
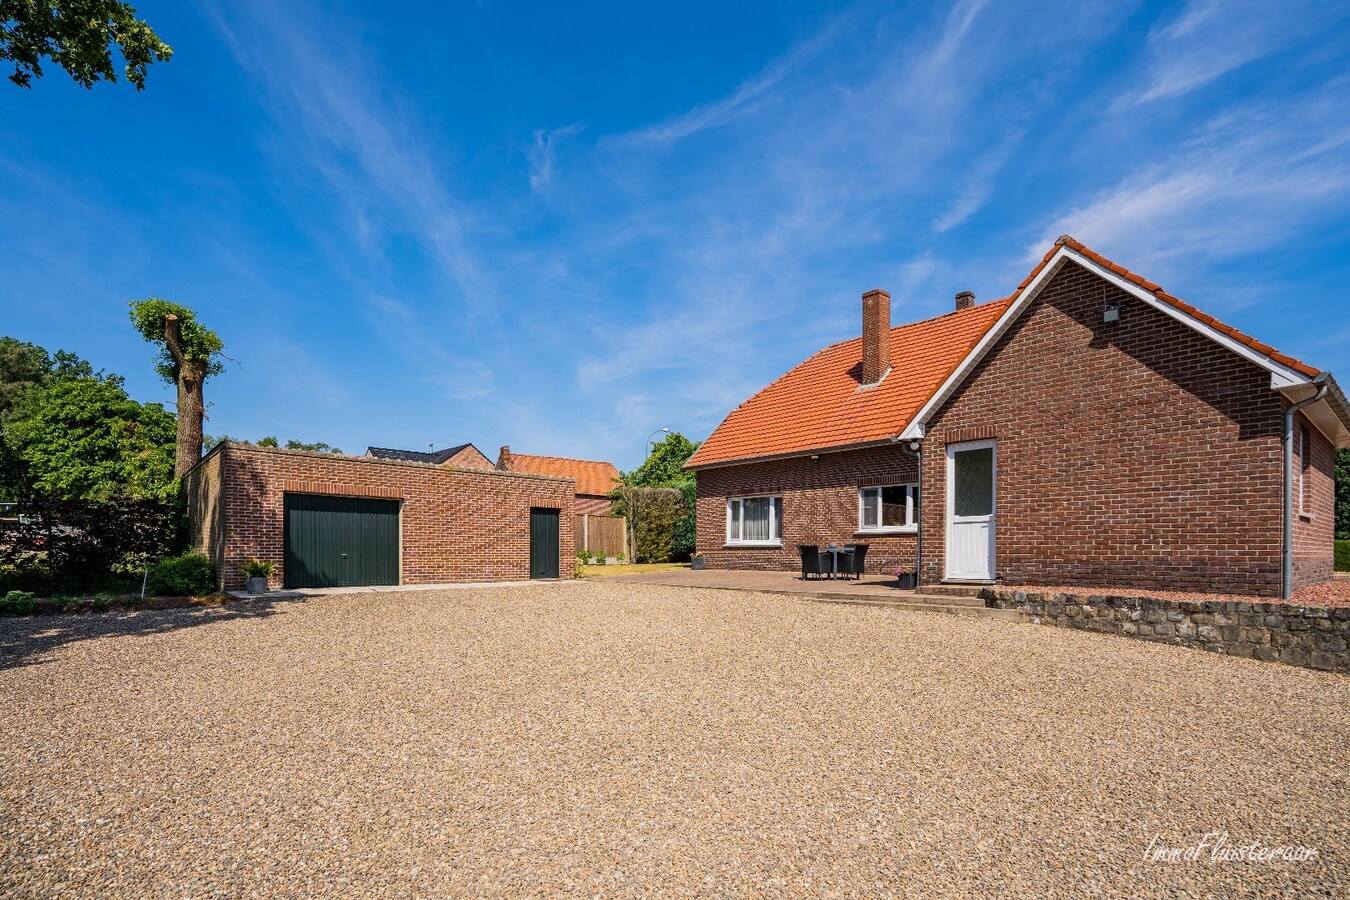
[919, 259, 1293, 595]
[695, 444, 919, 574]
[444, 445, 495, 470]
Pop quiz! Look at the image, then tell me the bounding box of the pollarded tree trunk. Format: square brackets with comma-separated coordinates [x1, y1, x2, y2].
[164, 315, 206, 477]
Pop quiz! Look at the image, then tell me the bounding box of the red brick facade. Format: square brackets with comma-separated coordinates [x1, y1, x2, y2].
[185, 443, 574, 591]
[695, 259, 1338, 596]
[696, 445, 919, 575]
[444, 445, 495, 470]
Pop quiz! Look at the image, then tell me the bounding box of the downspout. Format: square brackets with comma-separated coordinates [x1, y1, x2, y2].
[895, 437, 922, 588]
[1282, 374, 1329, 599]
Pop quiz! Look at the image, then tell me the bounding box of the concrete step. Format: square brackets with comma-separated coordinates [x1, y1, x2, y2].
[925, 584, 987, 598]
[805, 594, 1027, 623]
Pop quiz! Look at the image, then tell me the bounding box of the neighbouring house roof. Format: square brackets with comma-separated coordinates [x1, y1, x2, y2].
[503, 454, 621, 496]
[367, 443, 480, 465]
[688, 237, 1347, 470]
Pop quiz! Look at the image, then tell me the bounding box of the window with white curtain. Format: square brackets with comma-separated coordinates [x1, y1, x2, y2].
[726, 496, 782, 544]
[858, 484, 918, 532]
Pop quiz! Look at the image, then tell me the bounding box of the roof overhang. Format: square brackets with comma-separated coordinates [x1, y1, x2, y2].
[899, 245, 1331, 440]
[1278, 373, 1350, 448]
[684, 437, 903, 472]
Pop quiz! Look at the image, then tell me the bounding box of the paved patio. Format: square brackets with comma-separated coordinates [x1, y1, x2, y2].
[603, 567, 928, 599]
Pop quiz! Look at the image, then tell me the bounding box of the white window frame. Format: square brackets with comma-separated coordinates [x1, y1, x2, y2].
[725, 495, 783, 546]
[857, 484, 919, 534]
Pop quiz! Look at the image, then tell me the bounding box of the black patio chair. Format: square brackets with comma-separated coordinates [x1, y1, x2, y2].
[844, 544, 868, 579]
[799, 545, 826, 580]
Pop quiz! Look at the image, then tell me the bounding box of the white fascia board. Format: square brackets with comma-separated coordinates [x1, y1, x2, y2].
[898, 246, 1315, 441]
[897, 251, 1071, 440]
[1066, 250, 1312, 390]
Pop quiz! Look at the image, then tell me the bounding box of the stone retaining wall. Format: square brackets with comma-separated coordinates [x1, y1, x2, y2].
[982, 589, 1350, 674]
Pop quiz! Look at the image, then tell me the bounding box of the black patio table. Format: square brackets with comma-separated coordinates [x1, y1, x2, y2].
[821, 544, 853, 579]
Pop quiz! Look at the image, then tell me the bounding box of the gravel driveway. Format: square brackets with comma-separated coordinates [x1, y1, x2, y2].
[2, 582, 1345, 897]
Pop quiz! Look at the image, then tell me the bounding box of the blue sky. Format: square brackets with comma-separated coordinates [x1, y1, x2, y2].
[3, 0, 1348, 470]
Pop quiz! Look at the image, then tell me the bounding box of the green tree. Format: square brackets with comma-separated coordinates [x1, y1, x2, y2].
[627, 432, 700, 487]
[0, 337, 53, 421]
[613, 432, 702, 562]
[0, 338, 100, 499]
[1337, 448, 1349, 540]
[5, 375, 175, 501]
[1, 0, 172, 89]
[129, 299, 226, 476]
[285, 439, 341, 453]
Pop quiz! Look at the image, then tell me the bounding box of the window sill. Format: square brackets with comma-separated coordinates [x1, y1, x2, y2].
[855, 527, 918, 536]
[724, 541, 784, 549]
[1299, 513, 1313, 522]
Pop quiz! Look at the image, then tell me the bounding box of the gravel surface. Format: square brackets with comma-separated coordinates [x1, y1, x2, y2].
[1, 582, 1345, 897]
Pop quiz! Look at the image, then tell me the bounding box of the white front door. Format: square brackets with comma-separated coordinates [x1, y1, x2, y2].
[946, 439, 996, 581]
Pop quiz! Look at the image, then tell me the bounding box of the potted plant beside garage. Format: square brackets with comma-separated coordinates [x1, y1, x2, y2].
[895, 565, 916, 590]
[240, 558, 275, 594]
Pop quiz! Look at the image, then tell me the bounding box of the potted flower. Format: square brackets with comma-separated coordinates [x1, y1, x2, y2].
[239, 558, 275, 594]
[691, 553, 706, 571]
[895, 566, 916, 590]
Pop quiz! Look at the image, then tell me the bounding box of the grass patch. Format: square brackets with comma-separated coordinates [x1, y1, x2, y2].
[580, 563, 691, 578]
[1337, 540, 1350, 572]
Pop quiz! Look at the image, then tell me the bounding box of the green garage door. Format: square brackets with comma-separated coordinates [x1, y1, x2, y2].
[530, 507, 560, 579]
[284, 494, 400, 589]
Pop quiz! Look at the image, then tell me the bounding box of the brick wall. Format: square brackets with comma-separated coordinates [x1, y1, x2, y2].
[445, 445, 495, 470]
[696, 445, 919, 575]
[920, 258, 1290, 595]
[193, 443, 574, 591]
[1292, 414, 1336, 588]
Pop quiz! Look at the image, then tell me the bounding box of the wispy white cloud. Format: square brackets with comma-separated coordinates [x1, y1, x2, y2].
[932, 137, 1021, 233]
[529, 124, 584, 193]
[1129, 0, 1343, 104]
[1031, 87, 1350, 267]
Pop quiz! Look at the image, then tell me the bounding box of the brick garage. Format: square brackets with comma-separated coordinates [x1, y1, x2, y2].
[688, 238, 1349, 597]
[185, 443, 574, 591]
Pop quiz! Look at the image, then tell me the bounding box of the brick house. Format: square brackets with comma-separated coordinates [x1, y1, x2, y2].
[185, 442, 574, 591]
[366, 443, 495, 469]
[495, 446, 620, 515]
[686, 237, 1350, 598]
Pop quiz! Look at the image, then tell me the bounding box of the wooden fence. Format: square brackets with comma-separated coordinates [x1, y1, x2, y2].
[576, 514, 627, 559]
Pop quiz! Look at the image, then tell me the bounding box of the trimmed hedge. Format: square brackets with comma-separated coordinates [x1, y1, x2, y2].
[145, 552, 216, 597]
[1337, 540, 1350, 573]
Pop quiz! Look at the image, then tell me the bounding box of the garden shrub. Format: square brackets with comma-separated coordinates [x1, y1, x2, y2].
[1337, 540, 1350, 573]
[144, 552, 216, 597]
[0, 591, 37, 615]
[0, 498, 185, 594]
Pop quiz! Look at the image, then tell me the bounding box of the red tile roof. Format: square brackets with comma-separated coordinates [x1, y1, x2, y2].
[506, 454, 620, 496]
[687, 238, 1322, 470]
[686, 299, 1012, 469]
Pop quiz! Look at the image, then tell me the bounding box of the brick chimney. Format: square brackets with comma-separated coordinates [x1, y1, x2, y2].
[861, 289, 891, 386]
[497, 445, 512, 471]
[955, 290, 975, 311]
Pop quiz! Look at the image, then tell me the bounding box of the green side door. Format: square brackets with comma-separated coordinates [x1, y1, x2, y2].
[530, 507, 560, 579]
[284, 494, 400, 589]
